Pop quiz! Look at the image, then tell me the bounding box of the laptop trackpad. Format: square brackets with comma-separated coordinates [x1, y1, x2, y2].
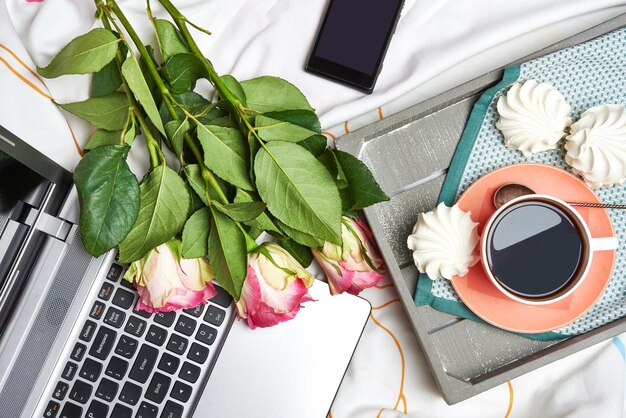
[195, 280, 371, 418]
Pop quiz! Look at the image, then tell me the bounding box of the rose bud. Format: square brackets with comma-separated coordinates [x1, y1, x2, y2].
[236, 242, 315, 329]
[312, 216, 385, 295]
[123, 239, 217, 313]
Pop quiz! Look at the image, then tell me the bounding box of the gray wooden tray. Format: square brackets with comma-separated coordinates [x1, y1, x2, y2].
[335, 14, 626, 405]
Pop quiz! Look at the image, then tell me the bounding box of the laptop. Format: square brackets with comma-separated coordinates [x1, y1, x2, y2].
[0, 125, 371, 418]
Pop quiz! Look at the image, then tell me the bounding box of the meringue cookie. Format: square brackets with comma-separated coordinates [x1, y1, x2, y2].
[407, 203, 480, 280]
[565, 104, 626, 188]
[496, 80, 572, 156]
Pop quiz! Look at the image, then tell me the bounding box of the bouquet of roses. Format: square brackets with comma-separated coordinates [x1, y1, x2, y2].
[38, 0, 389, 328]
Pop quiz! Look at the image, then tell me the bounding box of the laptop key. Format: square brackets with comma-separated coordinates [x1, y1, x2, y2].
[69, 343, 86, 362]
[154, 312, 176, 327]
[52, 381, 69, 400]
[195, 324, 217, 346]
[166, 333, 188, 355]
[174, 315, 196, 336]
[204, 305, 225, 326]
[105, 356, 129, 380]
[79, 320, 97, 342]
[125, 316, 147, 337]
[120, 278, 135, 289]
[112, 288, 135, 310]
[146, 325, 167, 346]
[98, 282, 114, 301]
[183, 304, 205, 318]
[43, 400, 60, 418]
[170, 381, 192, 403]
[69, 380, 92, 404]
[187, 342, 209, 364]
[59, 401, 82, 418]
[85, 400, 108, 418]
[145, 372, 171, 404]
[158, 352, 180, 374]
[119, 381, 142, 406]
[178, 362, 200, 383]
[133, 306, 152, 318]
[89, 327, 117, 360]
[103, 307, 126, 329]
[106, 263, 123, 282]
[209, 285, 232, 307]
[61, 361, 78, 380]
[89, 301, 105, 320]
[137, 402, 159, 418]
[111, 404, 132, 418]
[115, 335, 139, 358]
[79, 358, 102, 382]
[129, 344, 158, 383]
[160, 400, 184, 418]
[95, 378, 118, 402]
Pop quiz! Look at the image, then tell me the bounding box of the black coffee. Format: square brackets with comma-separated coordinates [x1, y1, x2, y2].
[486, 200, 584, 298]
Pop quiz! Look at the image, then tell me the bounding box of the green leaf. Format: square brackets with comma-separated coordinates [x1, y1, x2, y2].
[90, 39, 129, 97]
[73, 145, 139, 257]
[38, 28, 119, 78]
[263, 110, 321, 133]
[85, 129, 122, 150]
[213, 201, 266, 222]
[118, 165, 190, 262]
[255, 115, 318, 143]
[91, 61, 122, 97]
[220, 75, 246, 105]
[163, 53, 205, 94]
[280, 239, 313, 267]
[334, 150, 389, 210]
[183, 164, 225, 204]
[208, 115, 236, 128]
[165, 118, 190, 156]
[299, 135, 327, 157]
[60, 92, 129, 130]
[276, 220, 324, 248]
[121, 55, 165, 135]
[123, 120, 137, 146]
[160, 92, 220, 124]
[182, 207, 210, 258]
[254, 141, 341, 244]
[318, 149, 348, 189]
[208, 207, 247, 299]
[196, 123, 253, 191]
[240, 76, 313, 113]
[234, 189, 281, 234]
[154, 19, 189, 62]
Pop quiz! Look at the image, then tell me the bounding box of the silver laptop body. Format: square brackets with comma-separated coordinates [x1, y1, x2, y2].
[0, 125, 371, 418]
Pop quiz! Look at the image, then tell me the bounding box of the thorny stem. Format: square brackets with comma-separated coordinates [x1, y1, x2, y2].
[105, 0, 231, 205]
[99, 4, 163, 168]
[104, 0, 258, 249]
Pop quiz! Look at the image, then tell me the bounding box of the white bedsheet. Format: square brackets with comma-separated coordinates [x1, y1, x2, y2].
[3, 0, 626, 416]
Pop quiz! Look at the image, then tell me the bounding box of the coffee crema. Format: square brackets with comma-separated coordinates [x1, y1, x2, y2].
[486, 200, 584, 298]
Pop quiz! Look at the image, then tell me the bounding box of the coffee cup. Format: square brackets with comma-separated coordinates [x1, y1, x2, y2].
[480, 194, 618, 305]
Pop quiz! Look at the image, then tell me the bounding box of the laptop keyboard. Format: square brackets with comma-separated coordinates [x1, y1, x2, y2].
[41, 263, 234, 418]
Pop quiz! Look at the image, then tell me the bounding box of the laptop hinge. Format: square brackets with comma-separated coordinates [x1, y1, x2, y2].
[28, 210, 72, 242]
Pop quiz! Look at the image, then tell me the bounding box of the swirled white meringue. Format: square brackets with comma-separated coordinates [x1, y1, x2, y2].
[565, 104, 626, 188]
[407, 203, 479, 280]
[496, 80, 572, 156]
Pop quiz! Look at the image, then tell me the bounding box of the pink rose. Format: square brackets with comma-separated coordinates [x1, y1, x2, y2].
[123, 239, 216, 313]
[313, 216, 385, 295]
[236, 243, 315, 329]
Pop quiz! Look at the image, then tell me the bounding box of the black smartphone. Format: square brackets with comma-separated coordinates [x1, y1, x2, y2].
[306, 0, 404, 94]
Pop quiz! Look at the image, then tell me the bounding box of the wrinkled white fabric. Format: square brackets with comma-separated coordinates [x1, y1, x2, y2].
[3, 0, 626, 416]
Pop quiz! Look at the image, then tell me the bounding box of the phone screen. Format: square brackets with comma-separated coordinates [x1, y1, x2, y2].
[307, 0, 404, 92]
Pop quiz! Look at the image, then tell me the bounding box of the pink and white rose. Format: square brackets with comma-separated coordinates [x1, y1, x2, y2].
[123, 239, 216, 313]
[236, 243, 314, 329]
[313, 216, 385, 295]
